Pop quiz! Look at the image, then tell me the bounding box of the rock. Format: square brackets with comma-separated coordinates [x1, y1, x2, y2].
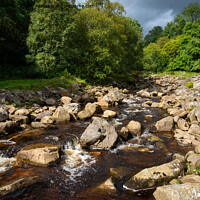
[15, 109, 30, 116]
[9, 115, 29, 124]
[174, 116, 180, 123]
[174, 129, 195, 145]
[124, 158, 185, 191]
[155, 116, 174, 132]
[102, 91, 123, 104]
[0, 176, 39, 198]
[188, 124, 200, 136]
[102, 110, 117, 118]
[0, 121, 17, 134]
[41, 116, 55, 124]
[153, 183, 200, 200]
[177, 118, 189, 131]
[61, 96, 72, 104]
[42, 86, 52, 97]
[119, 127, 129, 140]
[63, 103, 80, 114]
[52, 106, 70, 123]
[85, 103, 102, 115]
[148, 135, 163, 142]
[16, 143, 60, 166]
[35, 111, 53, 121]
[180, 175, 200, 184]
[185, 151, 200, 170]
[195, 144, 200, 154]
[45, 99, 56, 106]
[151, 102, 160, 108]
[0, 109, 8, 122]
[126, 120, 141, 136]
[77, 110, 93, 120]
[110, 166, 132, 181]
[95, 101, 109, 110]
[80, 117, 118, 149]
[195, 108, 200, 122]
[159, 102, 171, 110]
[137, 90, 151, 98]
[31, 122, 47, 129]
[144, 115, 153, 119]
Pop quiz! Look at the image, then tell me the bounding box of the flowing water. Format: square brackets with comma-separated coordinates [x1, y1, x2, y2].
[0, 92, 192, 200]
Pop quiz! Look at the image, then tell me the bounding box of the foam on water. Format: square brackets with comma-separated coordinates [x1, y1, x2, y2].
[63, 143, 96, 182]
[0, 154, 15, 173]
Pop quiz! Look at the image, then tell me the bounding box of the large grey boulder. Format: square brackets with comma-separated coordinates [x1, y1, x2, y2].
[124, 154, 185, 191]
[153, 183, 200, 200]
[155, 116, 174, 132]
[80, 117, 118, 149]
[0, 109, 8, 122]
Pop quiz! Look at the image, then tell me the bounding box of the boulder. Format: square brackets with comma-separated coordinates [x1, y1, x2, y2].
[185, 151, 200, 170]
[177, 118, 189, 131]
[155, 116, 174, 132]
[151, 102, 160, 108]
[9, 115, 29, 124]
[52, 106, 70, 123]
[188, 124, 200, 136]
[0, 121, 17, 134]
[45, 99, 56, 106]
[0, 109, 8, 122]
[77, 110, 93, 120]
[42, 86, 52, 97]
[31, 122, 47, 129]
[63, 103, 80, 114]
[102, 110, 117, 118]
[153, 183, 200, 200]
[61, 96, 72, 104]
[80, 117, 118, 149]
[95, 101, 109, 110]
[102, 91, 123, 104]
[41, 116, 55, 124]
[124, 156, 185, 191]
[15, 109, 30, 116]
[180, 175, 200, 184]
[35, 111, 53, 121]
[126, 120, 141, 136]
[119, 127, 129, 140]
[16, 143, 60, 166]
[85, 103, 102, 115]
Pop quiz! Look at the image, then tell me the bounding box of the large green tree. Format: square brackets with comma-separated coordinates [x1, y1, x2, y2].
[27, 0, 76, 77]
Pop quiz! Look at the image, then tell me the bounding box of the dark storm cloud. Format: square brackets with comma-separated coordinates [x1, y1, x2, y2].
[76, 0, 200, 35]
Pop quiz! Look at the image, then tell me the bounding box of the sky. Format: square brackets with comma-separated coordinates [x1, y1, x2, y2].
[76, 0, 200, 36]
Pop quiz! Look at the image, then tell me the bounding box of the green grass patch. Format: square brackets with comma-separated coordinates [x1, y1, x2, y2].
[150, 71, 199, 78]
[0, 77, 86, 91]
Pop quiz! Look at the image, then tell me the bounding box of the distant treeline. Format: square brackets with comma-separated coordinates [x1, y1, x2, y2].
[143, 2, 200, 73]
[0, 1, 199, 81]
[0, 0, 143, 82]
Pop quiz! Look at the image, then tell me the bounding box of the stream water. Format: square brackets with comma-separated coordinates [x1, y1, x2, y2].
[0, 92, 192, 200]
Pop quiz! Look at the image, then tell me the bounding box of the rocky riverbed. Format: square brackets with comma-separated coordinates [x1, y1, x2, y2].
[0, 75, 200, 199]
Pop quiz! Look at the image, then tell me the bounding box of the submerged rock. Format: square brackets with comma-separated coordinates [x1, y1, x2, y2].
[16, 143, 61, 166]
[80, 117, 118, 149]
[124, 155, 185, 191]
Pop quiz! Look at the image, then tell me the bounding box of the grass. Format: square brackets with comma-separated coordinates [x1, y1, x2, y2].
[0, 77, 86, 91]
[151, 71, 199, 78]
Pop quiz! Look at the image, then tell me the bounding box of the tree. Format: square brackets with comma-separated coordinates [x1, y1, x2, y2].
[27, 0, 76, 77]
[144, 26, 163, 46]
[163, 14, 186, 38]
[0, 0, 33, 67]
[182, 2, 200, 23]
